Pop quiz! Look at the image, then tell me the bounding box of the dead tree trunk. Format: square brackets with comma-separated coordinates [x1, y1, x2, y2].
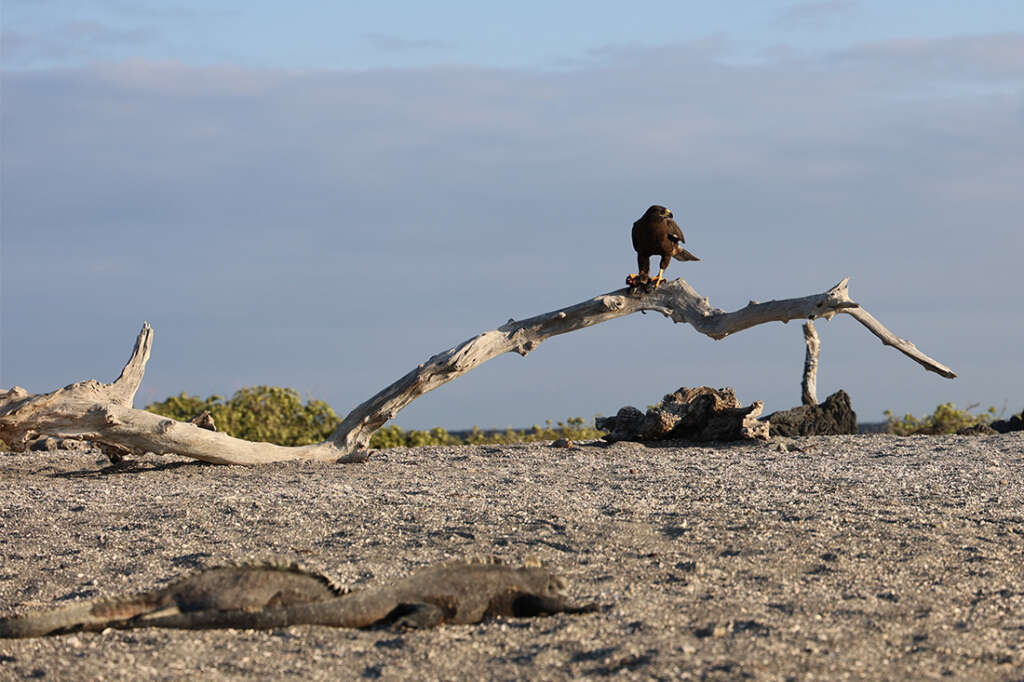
[801, 321, 821, 407]
[1, 277, 955, 465]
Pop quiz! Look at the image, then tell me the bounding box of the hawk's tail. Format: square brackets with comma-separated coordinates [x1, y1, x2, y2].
[673, 247, 700, 262]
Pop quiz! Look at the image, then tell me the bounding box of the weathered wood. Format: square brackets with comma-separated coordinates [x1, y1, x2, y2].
[332, 277, 953, 451]
[801, 321, 821, 407]
[596, 386, 770, 443]
[841, 307, 955, 378]
[0, 324, 368, 466]
[334, 278, 861, 451]
[1, 277, 956, 464]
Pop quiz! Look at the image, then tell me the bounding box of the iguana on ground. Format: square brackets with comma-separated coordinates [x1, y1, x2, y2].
[0, 558, 597, 638]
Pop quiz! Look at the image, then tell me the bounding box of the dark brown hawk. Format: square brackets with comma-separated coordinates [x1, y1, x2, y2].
[626, 205, 699, 289]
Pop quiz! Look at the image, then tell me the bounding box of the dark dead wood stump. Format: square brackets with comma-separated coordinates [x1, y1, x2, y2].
[597, 387, 769, 443]
[764, 390, 858, 437]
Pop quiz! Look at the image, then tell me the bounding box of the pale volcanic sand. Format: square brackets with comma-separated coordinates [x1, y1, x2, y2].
[1, 433, 1022, 680]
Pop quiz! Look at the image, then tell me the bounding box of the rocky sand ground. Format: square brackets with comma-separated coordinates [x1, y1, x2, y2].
[1, 433, 1022, 680]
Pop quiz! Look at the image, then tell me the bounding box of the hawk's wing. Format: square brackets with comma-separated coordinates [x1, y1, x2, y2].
[665, 219, 685, 244]
[631, 219, 645, 252]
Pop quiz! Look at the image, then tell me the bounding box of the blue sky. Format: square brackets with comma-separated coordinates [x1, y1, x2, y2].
[2, 2, 1022, 430]
[4, 1, 1022, 70]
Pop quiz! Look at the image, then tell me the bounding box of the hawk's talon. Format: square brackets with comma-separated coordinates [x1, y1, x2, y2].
[625, 273, 649, 288]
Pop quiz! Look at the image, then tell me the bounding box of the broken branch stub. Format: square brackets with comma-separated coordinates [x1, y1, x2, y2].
[2, 277, 955, 465]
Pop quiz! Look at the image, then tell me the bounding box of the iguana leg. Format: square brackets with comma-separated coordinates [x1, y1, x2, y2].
[511, 593, 599, 617]
[387, 602, 445, 629]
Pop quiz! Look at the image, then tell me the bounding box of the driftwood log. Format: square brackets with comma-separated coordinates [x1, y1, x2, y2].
[596, 386, 771, 443]
[0, 327, 366, 465]
[0, 277, 955, 465]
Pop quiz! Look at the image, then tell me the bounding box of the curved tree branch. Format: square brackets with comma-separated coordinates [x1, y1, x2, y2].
[331, 277, 953, 451]
[2, 277, 955, 465]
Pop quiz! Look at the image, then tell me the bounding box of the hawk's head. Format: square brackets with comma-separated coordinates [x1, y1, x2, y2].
[645, 205, 673, 220]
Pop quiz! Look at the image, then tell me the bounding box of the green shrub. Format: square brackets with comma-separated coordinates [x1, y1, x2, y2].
[369, 425, 407, 449]
[368, 418, 604, 448]
[146, 391, 224, 422]
[369, 425, 465, 448]
[148, 385, 605, 448]
[884, 402, 995, 435]
[146, 386, 340, 446]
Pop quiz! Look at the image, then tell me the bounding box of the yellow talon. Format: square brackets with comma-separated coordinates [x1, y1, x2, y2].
[650, 270, 665, 288]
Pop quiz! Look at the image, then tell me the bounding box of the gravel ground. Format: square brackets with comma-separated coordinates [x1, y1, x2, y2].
[1, 433, 1022, 681]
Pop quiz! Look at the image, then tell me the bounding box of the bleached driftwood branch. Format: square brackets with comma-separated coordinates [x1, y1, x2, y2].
[840, 307, 955, 378]
[0, 324, 367, 465]
[1, 277, 955, 465]
[801, 321, 821, 407]
[333, 276, 954, 451]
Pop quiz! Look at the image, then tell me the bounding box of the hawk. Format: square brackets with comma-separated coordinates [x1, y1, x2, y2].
[626, 205, 699, 289]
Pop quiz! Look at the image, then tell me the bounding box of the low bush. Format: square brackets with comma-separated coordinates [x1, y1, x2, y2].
[146, 386, 340, 446]
[884, 402, 995, 435]
[148, 387, 604, 448]
[370, 417, 604, 448]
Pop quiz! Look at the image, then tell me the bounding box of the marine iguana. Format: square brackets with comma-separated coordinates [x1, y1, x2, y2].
[0, 558, 596, 638]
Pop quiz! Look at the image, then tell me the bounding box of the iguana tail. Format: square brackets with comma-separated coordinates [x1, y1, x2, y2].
[118, 585, 404, 631]
[0, 601, 110, 638]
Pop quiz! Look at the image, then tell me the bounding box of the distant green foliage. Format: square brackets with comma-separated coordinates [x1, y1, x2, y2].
[146, 391, 225, 423]
[884, 402, 996, 435]
[146, 386, 340, 446]
[369, 417, 604, 449]
[148, 386, 605, 448]
[370, 425, 464, 449]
